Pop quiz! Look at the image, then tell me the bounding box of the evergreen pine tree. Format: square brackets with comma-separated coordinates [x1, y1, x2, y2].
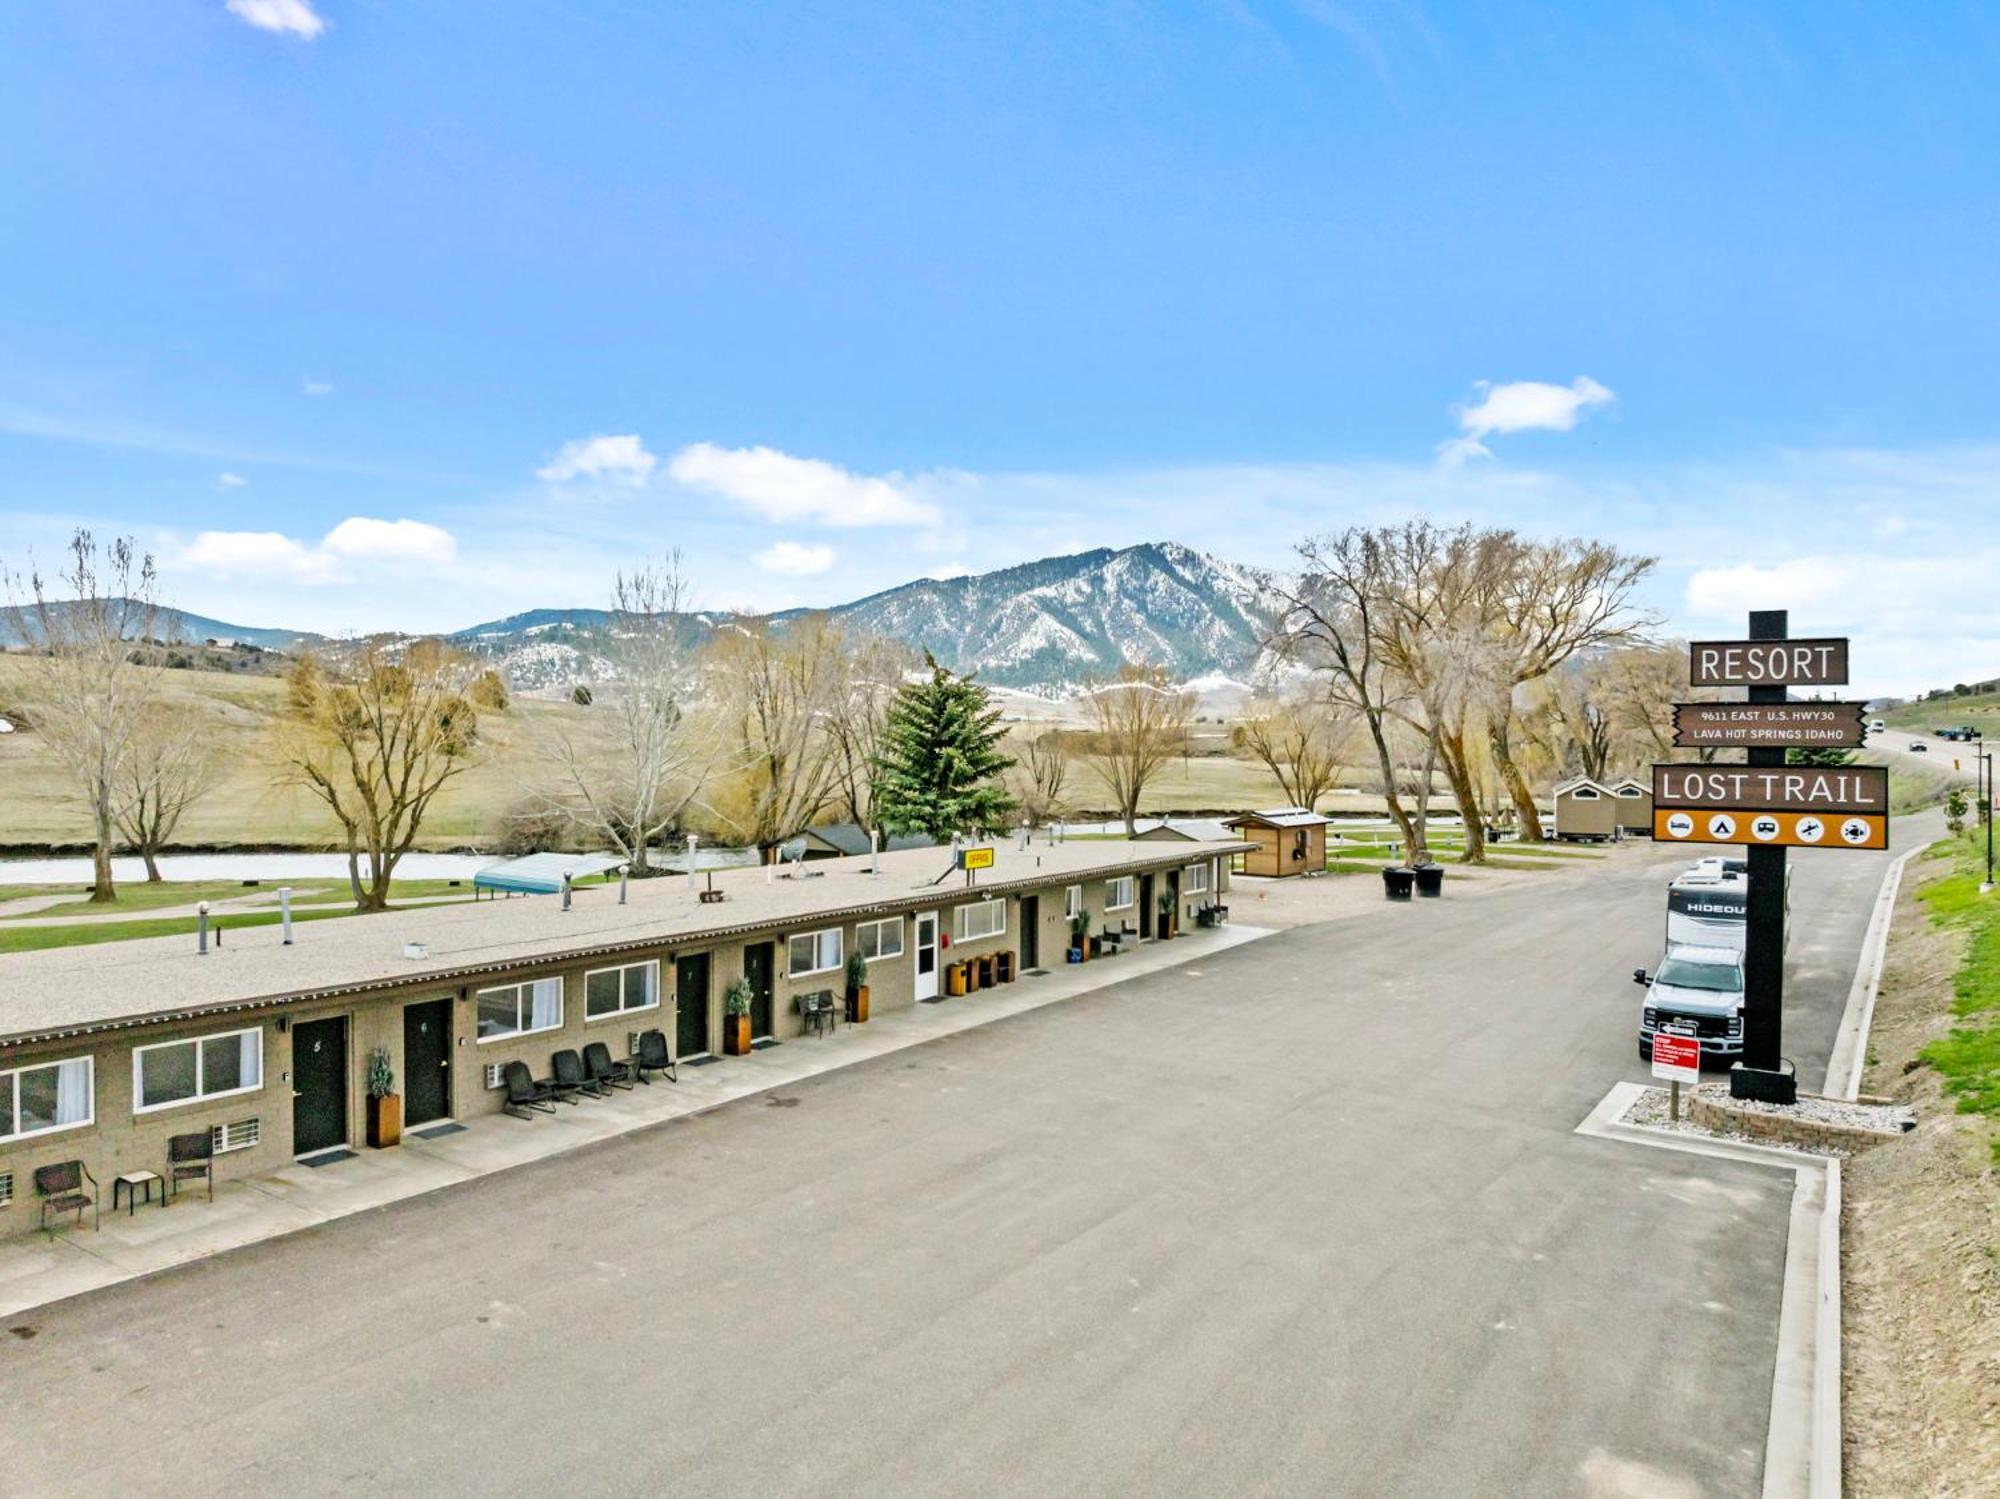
[873, 654, 1019, 841]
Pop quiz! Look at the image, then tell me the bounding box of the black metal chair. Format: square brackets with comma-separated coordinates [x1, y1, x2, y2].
[35, 1161, 97, 1232]
[633, 1028, 677, 1083]
[582, 1041, 636, 1092]
[500, 1060, 558, 1119]
[549, 1048, 600, 1101]
[167, 1132, 214, 1202]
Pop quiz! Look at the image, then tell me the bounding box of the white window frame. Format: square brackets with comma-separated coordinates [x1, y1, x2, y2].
[954, 899, 1007, 943]
[474, 979, 566, 1044]
[1184, 862, 1209, 894]
[856, 917, 903, 961]
[788, 927, 844, 978]
[1570, 787, 1600, 800]
[1106, 876, 1135, 911]
[1065, 884, 1082, 920]
[583, 959, 660, 1022]
[1, 1056, 95, 1141]
[132, 1028, 263, 1116]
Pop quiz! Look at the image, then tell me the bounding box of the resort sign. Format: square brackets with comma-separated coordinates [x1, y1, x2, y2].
[1688, 637, 1849, 687]
[1672, 701, 1868, 750]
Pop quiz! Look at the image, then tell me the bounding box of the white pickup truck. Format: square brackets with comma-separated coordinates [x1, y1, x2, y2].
[1634, 944, 1745, 1064]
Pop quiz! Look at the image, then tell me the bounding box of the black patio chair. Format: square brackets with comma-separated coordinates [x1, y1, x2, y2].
[633, 1028, 677, 1084]
[35, 1160, 97, 1232]
[167, 1131, 215, 1202]
[582, 1041, 636, 1092]
[501, 1060, 558, 1119]
[548, 1048, 600, 1101]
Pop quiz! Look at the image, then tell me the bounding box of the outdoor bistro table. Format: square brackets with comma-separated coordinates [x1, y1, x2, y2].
[114, 1170, 163, 1216]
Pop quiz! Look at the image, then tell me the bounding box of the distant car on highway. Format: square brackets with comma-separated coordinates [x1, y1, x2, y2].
[1868, 717, 1885, 732]
[1911, 741, 1928, 752]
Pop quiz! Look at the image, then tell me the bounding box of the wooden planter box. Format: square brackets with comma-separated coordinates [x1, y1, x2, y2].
[366, 1093, 402, 1149]
[846, 984, 869, 1024]
[723, 1014, 753, 1055]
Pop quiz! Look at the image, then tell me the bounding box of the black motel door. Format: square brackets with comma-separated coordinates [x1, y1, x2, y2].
[292, 1015, 349, 1156]
[744, 942, 776, 1039]
[1020, 895, 1039, 969]
[676, 952, 711, 1059]
[402, 998, 452, 1126]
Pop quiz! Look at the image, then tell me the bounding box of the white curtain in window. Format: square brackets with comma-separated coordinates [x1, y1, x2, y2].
[640, 964, 658, 1006]
[54, 1058, 91, 1126]
[238, 1030, 262, 1089]
[530, 978, 562, 1031]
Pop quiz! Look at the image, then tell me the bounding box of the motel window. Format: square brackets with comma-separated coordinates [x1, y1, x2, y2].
[856, 917, 903, 961]
[134, 1028, 262, 1114]
[788, 928, 844, 978]
[1065, 885, 1082, 920]
[954, 899, 1006, 943]
[1106, 877, 1135, 911]
[1185, 863, 1209, 894]
[585, 960, 659, 1020]
[1, 1057, 93, 1140]
[476, 978, 564, 1042]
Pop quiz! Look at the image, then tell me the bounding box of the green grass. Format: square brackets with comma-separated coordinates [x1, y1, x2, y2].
[1914, 828, 2000, 1154]
[0, 897, 476, 954]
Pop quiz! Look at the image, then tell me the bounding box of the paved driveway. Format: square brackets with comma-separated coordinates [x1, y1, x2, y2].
[0, 833, 1907, 1498]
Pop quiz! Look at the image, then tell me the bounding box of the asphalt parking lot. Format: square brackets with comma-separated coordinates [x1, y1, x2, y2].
[0, 832, 1910, 1498]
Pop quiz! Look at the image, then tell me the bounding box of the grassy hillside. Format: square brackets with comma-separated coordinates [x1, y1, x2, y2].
[1880, 690, 2000, 736]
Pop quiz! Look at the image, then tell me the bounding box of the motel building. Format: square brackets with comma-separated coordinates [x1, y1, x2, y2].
[0, 839, 1239, 1238]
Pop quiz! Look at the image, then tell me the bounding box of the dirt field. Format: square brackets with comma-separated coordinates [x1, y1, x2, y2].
[1843, 841, 2000, 1498]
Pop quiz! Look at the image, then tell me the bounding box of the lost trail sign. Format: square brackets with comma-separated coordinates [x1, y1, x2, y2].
[1652, 764, 1888, 814]
[1650, 763, 1889, 850]
[1672, 701, 1867, 750]
[1688, 637, 1849, 687]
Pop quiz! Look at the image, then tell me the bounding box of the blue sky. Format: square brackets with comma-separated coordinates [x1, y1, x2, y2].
[4, 2, 1999, 693]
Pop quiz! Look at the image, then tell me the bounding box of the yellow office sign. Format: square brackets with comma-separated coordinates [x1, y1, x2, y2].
[959, 846, 996, 871]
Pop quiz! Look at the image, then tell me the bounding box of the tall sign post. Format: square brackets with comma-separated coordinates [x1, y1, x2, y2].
[1657, 612, 1876, 1105]
[1742, 610, 1790, 1086]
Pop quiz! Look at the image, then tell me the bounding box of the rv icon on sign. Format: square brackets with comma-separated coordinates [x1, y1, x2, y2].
[1751, 815, 1782, 841]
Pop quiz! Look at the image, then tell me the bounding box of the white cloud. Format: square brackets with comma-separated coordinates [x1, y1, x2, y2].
[537, 433, 657, 487]
[321, 516, 458, 565]
[226, 0, 326, 39]
[668, 442, 940, 527]
[176, 516, 458, 586]
[1438, 377, 1615, 465]
[302, 376, 334, 396]
[753, 541, 838, 576]
[216, 472, 248, 489]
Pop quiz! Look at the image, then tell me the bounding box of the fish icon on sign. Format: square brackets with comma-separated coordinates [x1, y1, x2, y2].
[1841, 818, 1872, 845]
[1795, 817, 1825, 844]
[1707, 813, 1737, 840]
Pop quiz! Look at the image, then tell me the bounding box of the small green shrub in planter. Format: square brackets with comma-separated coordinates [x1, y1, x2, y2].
[365, 1045, 401, 1147]
[723, 977, 756, 1055]
[1068, 910, 1091, 963]
[844, 949, 870, 1022]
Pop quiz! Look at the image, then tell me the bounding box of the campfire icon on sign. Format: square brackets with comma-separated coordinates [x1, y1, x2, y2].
[1795, 817, 1825, 844]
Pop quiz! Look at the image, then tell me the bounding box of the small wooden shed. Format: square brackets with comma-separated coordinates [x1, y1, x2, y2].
[1551, 778, 1618, 842]
[1606, 777, 1653, 836]
[1223, 807, 1330, 877]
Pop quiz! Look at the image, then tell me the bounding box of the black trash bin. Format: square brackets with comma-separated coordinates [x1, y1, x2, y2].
[1413, 864, 1445, 898]
[1382, 866, 1415, 901]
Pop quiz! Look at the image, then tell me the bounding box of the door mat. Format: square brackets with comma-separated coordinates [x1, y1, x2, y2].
[751, 1037, 782, 1050]
[919, 996, 950, 1005]
[687, 1054, 721, 1067]
[413, 1123, 467, 1140]
[1024, 969, 1050, 977]
[299, 1149, 357, 1168]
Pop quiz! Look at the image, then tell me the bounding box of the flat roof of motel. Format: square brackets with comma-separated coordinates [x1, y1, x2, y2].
[0, 839, 1248, 1048]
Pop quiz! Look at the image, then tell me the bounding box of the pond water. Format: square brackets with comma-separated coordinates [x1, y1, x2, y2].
[0, 847, 760, 886]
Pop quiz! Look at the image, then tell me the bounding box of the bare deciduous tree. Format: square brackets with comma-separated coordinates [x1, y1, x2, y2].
[277, 637, 482, 911]
[2, 530, 160, 901]
[1082, 666, 1194, 835]
[706, 615, 853, 857]
[1011, 727, 1071, 828]
[531, 557, 712, 874]
[825, 632, 914, 829]
[1236, 694, 1352, 811]
[115, 703, 216, 881]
